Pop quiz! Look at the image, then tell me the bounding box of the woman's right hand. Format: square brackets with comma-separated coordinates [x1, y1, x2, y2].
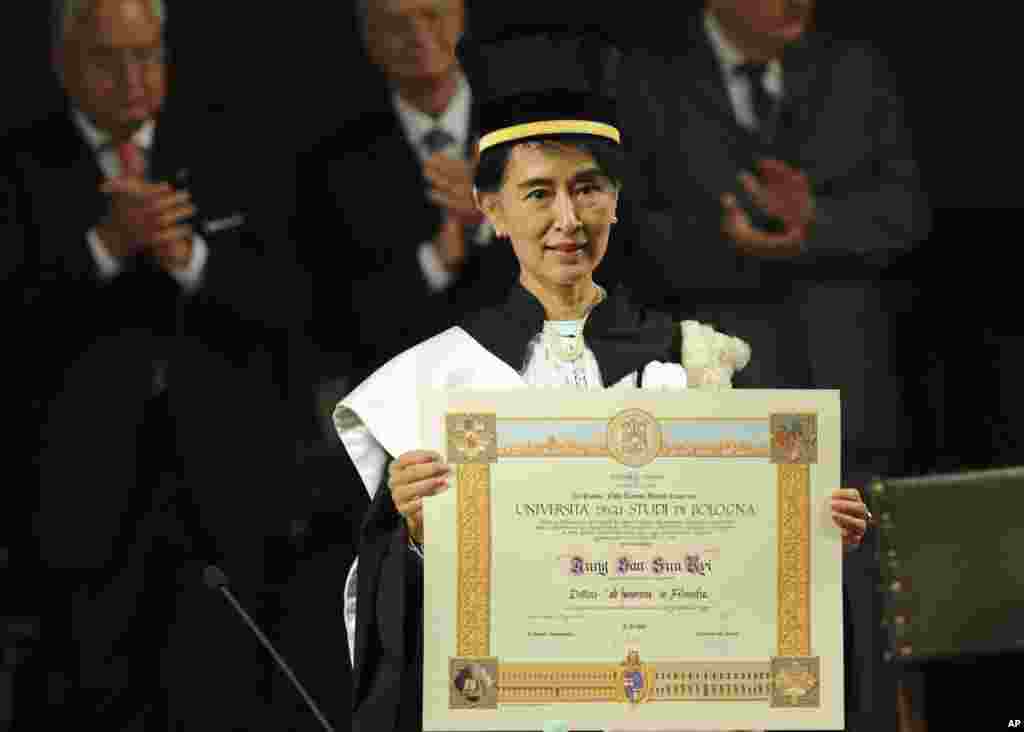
[388, 450, 450, 544]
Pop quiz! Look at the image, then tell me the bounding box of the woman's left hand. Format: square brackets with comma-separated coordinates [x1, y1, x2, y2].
[830, 488, 871, 549]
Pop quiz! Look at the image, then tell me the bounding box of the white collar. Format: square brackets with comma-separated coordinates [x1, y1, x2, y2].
[542, 283, 607, 336]
[72, 108, 156, 152]
[703, 10, 783, 93]
[392, 71, 472, 154]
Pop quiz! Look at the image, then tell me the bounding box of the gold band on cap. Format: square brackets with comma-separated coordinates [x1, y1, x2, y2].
[477, 120, 621, 153]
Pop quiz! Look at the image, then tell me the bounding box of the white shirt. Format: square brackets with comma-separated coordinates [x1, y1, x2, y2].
[393, 73, 472, 163]
[74, 109, 208, 292]
[391, 73, 494, 293]
[520, 320, 605, 389]
[703, 10, 784, 132]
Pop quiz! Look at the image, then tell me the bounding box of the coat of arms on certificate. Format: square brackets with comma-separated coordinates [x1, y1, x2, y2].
[447, 413, 497, 463]
[449, 657, 498, 709]
[770, 656, 820, 707]
[620, 650, 652, 704]
[770, 413, 818, 464]
[607, 409, 662, 467]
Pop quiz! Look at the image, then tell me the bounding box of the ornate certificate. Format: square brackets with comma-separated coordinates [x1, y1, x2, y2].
[420, 389, 843, 730]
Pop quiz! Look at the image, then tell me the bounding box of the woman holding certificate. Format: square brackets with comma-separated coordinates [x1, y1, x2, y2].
[332, 24, 871, 732]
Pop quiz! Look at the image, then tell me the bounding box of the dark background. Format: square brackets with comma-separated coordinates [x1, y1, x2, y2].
[1, 2, 1015, 211]
[1, 1, 1018, 728]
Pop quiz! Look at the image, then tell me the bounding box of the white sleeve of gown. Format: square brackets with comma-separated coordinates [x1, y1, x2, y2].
[331, 327, 527, 673]
[344, 557, 359, 669]
[337, 422, 389, 502]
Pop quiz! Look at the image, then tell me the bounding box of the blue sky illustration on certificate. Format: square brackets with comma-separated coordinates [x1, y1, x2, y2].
[498, 420, 607, 447]
[663, 420, 769, 448]
[496, 419, 770, 455]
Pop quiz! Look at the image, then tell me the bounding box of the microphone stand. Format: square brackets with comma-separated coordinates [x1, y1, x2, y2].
[204, 565, 335, 732]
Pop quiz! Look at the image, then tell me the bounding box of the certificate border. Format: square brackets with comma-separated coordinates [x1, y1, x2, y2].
[456, 463, 492, 657]
[452, 417, 812, 705]
[777, 463, 811, 657]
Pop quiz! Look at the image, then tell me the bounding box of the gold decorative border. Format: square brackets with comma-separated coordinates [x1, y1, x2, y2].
[451, 417, 814, 699]
[777, 463, 811, 656]
[496, 661, 773, 704]
[498, 662, 621, 703]
[456, 463, 492, 656]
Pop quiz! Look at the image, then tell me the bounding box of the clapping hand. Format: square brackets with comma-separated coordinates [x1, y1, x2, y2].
[97, 178, 195, 272]
[423, 152, 484, 225]
[721, 158, 814, 258]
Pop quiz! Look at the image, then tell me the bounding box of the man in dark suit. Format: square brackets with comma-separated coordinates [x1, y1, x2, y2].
[271, 4, 516, 727]
[2, 1, 312, 727]
[291, 0, 517, 395]
[614, 2, 930, 729]
[278, 0, 522, 701]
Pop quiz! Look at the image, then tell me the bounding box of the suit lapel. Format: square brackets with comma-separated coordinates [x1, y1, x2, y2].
[673, 17, 827, 202]
[776, 36, 825, 166]
[684, 17, 740, 133]
[32, 113, 110, 273]
[668, 18, 769, 200]
[367, 114, 421, 185]
[357, 115, 440, 252]
[149, 125, 187, 187]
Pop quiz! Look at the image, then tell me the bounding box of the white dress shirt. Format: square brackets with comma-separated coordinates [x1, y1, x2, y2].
[703, 11, 784, 132]
[74, 109, 208, 292]
[391, 73, 494, 293]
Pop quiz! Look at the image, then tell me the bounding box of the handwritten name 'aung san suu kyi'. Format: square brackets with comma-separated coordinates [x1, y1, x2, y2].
[568, 554, 713, 577]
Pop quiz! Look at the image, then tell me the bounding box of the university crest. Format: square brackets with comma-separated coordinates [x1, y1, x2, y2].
[620, 650, 651, 704]
[608, 409, 661, 468]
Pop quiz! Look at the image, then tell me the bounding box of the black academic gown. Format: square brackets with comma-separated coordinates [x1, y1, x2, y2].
[349, 284, 680, 732]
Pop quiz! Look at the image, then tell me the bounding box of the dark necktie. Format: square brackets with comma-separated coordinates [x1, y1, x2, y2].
[422, 126, 456, 155]
[736, 62, 778, 143]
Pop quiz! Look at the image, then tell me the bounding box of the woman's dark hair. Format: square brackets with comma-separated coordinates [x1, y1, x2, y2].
[474, 134, 625, 193]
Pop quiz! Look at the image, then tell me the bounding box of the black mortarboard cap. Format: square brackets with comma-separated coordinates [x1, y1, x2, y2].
[457, 24, 622, 153]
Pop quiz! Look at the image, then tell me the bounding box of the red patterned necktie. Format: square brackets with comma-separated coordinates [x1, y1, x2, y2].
[116, 139, 146, 178]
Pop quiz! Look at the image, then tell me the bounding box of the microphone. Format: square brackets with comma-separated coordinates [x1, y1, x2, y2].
[203, 565, 335, 732]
